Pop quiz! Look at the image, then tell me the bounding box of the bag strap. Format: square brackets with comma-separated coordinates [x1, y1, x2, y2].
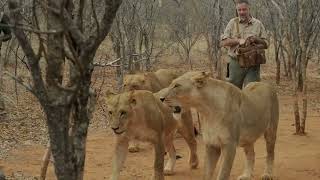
[0, 12, 4, 23]
[235, 17, 241, 38]
[234, 18, 241, 55]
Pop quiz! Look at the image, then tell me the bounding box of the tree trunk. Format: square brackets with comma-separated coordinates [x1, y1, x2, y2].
[287, 54, 293, 80]
[45, 106, 75, 180]
[274, 41, 280, 84]
[71, 89, 91, 180]
[299, 49, 308, 134]
[280, 46, 288, 77]
[300, 82, 307, 134]
[286, 42, 294, 80]
[144, 34, 151, 72]
[293, 91, 300, 134]
[317, 48, 320, 64]
[296, 49, 303, 92]
[297, 70, 303, 92]
[186, 49, 192, 70]
[0, 41, 5, 112]
[9, 0, 122, 179]
[292, 48, 300, 135]
[45, 1, 78, 178]
[204, 34, 214, 75]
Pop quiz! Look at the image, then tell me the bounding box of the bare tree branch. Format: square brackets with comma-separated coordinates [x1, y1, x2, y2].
[3, 71, 34, 94]
[270, 0, 284, 20]
[9, 0, 47, 101]
[91, 0, 100, 37]
[93, 58, 121, 67]
[0, 23, 63, 34]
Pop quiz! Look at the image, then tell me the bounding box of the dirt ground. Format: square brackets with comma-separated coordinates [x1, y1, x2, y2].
[0, 55, 320, 180]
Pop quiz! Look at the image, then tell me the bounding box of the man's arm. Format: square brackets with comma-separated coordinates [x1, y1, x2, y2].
[220, 38, 245, 47]
[0, 14, 12, 42]
[254, 38, 268, 49]
[247, 36, 268, 49]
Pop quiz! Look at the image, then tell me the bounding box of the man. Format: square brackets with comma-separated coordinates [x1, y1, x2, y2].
[0, 170, 5, 180]
[0, 12, 12, 42]
[221, 0, 268, 89]
[0, 12, 12, 113]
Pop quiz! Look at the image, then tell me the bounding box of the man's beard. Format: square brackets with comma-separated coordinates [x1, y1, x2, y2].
[239, 15, 249, 22]
[239, 15, 247, 21]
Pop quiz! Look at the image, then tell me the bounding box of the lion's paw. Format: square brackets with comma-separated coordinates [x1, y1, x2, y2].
[128, 146, 140, 153]
[163, 169, 175, 176]
[260, 173, 274, 180]
[237, 174, 252, 180]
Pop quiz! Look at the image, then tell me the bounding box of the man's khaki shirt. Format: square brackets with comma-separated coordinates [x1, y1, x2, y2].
[221, 17, 268, 57]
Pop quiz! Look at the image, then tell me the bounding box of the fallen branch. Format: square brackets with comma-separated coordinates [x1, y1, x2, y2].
[40, 142, 51, 180]
[93, 57, 121, 67]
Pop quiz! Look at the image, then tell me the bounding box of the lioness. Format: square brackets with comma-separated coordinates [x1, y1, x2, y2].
[123, 69, 181, 92]
[122, 69, 198, 155]
[160, 71, 279, 180]
[106, 90, 198, 180]
[122, 69, 182, 152]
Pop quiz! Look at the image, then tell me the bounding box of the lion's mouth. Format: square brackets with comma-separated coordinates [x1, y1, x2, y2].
[113, 130, 125, 135]
[173, 106, 182, 113]
[112, 127, 126, 135]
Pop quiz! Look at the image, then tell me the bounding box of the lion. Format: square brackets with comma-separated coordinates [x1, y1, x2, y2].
[122, 68, 199, 153]
[105, 90, 198, 180]
[123, 68, 182, 92]
[160, 71, 279, 180]
[122, 69, 182, 152]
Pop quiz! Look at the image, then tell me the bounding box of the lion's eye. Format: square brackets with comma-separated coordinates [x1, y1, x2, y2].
[108, 111, 113, 115]
[174, 84, 181, 88]
[120, 111, 127, 117]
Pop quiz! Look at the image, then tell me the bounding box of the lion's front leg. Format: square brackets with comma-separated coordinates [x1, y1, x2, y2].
[178, 109, 199, 169]
[164, 133, 176, 175]
[128, 140, 140, 153]
[152, 136, 165, 180]
[111, 137, 129, 180]
[216, 143, 237, 180]
[238, 144, 255, 180]
[203, 144, 221, 180]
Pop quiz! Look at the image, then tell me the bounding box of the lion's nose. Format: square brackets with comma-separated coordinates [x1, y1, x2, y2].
[111, 127, 119, 131]
[173, 106, 181, 113]
[160, 97, 165, 102]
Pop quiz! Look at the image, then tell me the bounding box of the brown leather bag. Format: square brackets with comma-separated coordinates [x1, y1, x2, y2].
[234, 19, 267, 68]
[237, 41, 266, 68]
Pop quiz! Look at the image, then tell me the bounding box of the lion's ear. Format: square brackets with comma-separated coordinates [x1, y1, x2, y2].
[201, 71, 212, 78]
[130, 98, 137, 106]
[143, 72, 152, 79]
[192, 76, 206, 88]
[128, 91, 137, 106]
[192, 72, 211, 88]
[105, 89, 116, 99]
[144, 72, 150, 77]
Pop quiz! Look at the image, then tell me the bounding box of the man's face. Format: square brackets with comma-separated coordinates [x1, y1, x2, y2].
[236, 3, 250, 21]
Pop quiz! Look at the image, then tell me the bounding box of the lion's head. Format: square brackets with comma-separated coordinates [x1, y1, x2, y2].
[160, 71, 211, 108]
[122, 73, 158, 92]
[105, 91, 137, 135]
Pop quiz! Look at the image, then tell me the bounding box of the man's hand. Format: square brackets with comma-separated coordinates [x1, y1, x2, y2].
[238, 39, 246, 45]
[0, 34, 11, 42]
[220, 38, 246, 47]
[246, 36, 268, 48]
